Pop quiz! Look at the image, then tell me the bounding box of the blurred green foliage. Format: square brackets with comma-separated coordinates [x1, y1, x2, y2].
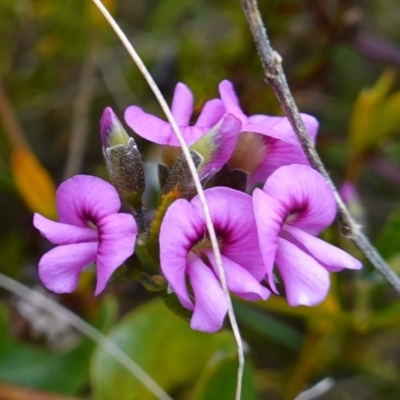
[1, 0, 400, 399]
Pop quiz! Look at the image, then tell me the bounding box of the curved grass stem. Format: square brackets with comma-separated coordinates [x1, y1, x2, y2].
[90, 1, 245, 399]
[0, 273, 173, 400]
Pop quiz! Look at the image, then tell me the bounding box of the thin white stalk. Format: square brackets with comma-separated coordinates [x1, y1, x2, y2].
[0, 272, 173, 400]
[90, 1, 245, 399]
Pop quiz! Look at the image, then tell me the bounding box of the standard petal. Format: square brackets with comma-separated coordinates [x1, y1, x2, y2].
[205, 251, 270, 301]
[124, 105, 175, 145]
[218, 80, 247, 125]
[300, 113, 319, 142]
[187, 256, 228, 332]
[171, 83, 194, 126]
[247, 113, 318, 145]
[248, 137, 311, 187]
[252, 189, 286, 291]
[38, 242, 98, 293]
[283, 225, 362, 272]
[56, 175, 121, 227]
[191, 187, 266, 280]
[160, 199, 204, 309]
[95, 213, 137, 295]
[242, 122, 300, 146]
[276, 237, 330, 306]
[263, 164, 336, 235]
[34, 213, 98, 245]
[195, 98, 225, 127]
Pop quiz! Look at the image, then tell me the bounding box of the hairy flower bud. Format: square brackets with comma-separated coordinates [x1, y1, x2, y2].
[100, 107, 146, 231]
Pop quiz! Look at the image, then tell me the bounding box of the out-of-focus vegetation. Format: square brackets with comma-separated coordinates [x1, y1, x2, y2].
[1, 0, 400, 399]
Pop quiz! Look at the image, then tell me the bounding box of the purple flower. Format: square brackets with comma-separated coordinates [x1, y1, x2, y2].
[253, 165, 362, 306]
[33, 175, 137, 295]
[219, 80, 319, 187]
[160, 187, 270, 332]
[124, 82, 225, 146]
[339, 181, 358, 205]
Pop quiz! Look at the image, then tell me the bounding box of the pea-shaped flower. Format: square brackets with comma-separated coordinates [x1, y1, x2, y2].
[160, 187, 270, 333]
[218, 80, 319, 188]
[253, 165, 362, 306]
[33, 175, 137, 295]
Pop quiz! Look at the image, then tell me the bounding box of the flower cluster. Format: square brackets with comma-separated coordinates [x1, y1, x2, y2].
[34, 80, 361, 332]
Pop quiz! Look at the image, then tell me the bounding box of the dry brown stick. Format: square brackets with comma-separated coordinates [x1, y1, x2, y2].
[240, 0, 400, 294]
[0, 381, 82, 400]
[0, 81, 30, 149]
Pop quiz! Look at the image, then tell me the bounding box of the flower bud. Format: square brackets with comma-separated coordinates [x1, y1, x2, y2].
[100, 107, 130, 148]
[100, 107, 146, 231]
[340, 181, 366, 226]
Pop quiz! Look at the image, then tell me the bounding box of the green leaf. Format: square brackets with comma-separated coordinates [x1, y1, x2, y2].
[372, 91, 400, 140]
[0, 341, 91, 394]
[348, 69, 399, 151]
[191, 354, 257, 400]
[91, 298, 237, 400]
[233, 301, 303, 351]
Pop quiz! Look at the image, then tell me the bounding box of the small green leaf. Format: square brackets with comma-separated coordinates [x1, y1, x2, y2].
[373, 91, 400, 141]
[348, 69, 399, 151]
[91, 298, 237, 400]
[233, 301, 303, 351]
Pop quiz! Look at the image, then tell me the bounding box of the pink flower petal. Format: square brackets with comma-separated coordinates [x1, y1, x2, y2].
[276, 237, 330, 306]
[187, 256, 228, 332]
[248, 136, 311, 188]
[339, 181, 358, 204]
[33, 213, 98, 245]
[171, 83, 194, 126]
[124, 105, 175, 145]
[263, 164, 336, 235]
[283, 226, 362, 272]
[160, 199, 204, 309]
[95, 213, 138, 295]
[242, 121, 300, 146]
[56, 175, 121, 227]
[219, 80, 319, 150]
[195, 99, 225, 127]
[300, 113, 319, 142]
[248, 113, 318, 144]
[252, 189, 286, 292]
[206, 251, 270, 301]
[38, 242, 98, 293]
[191, 187, 266, 280]
[218, 80, 247, 125]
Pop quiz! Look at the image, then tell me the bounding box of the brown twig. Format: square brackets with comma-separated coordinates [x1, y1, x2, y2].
[240, 0, 400, 294]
